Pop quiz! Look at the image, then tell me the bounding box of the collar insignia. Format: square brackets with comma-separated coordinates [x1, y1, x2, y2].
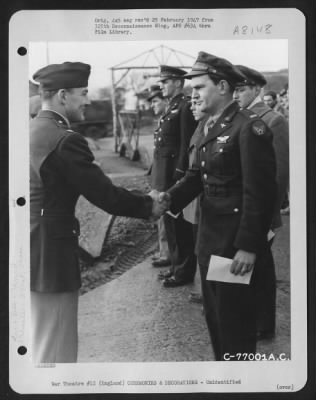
[217, 136, 230, 143]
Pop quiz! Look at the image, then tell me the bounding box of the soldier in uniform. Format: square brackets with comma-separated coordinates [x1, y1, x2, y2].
[233, 64, 289, 339]
[147, 85, 170, 267]
[161, 52, 277, 359]
[29, 62, 166, 363]
[184, 100, 207, 304]
[152, 65, 197, 287]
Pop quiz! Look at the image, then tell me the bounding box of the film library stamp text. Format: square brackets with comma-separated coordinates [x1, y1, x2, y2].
[94, 16, 214, 35]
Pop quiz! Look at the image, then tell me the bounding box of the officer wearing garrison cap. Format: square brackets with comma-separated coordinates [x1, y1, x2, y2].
[159, 52, 277, 359]
[30, 62, 166, 363]
[152, 65, 197, 287]
[233, 64, 289, 340]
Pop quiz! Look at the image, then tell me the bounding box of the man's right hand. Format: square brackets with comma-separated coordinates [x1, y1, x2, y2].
[148, 190, 171, 220]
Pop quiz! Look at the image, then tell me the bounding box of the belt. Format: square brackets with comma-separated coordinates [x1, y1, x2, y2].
[204, 184, 242, 197]
[155, 142, 178, 148]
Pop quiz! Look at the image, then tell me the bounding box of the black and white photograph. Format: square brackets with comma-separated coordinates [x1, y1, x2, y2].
[8, 8, 307, 395]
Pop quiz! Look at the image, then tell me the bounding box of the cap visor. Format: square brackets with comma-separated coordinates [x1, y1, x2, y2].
[183, 71, 208, 79]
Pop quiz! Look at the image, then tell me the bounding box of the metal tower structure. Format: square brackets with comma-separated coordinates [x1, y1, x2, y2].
[110, 44, 195, 153]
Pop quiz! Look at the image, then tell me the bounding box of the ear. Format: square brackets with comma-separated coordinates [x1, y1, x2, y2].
[218, 80, 230, 95]
[254, 85, 262, 97]
[57, 89, 67, 104]
[175, 79, 183, 89]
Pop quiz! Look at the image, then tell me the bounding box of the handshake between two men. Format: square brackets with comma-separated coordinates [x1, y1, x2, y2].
[148, 190, 171, 220]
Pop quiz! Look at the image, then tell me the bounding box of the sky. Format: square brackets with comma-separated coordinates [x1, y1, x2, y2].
[29, 40, 288, 96]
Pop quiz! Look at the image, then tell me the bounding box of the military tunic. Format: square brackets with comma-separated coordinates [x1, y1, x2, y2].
[30, 110, 152, 293]
[167, 101, 277, 358]
[151, 93, 197, 191]
[250, 101, 289, 230]
[182, 118, 206, 225]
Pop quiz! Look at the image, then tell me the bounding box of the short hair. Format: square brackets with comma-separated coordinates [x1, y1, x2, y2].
[209, 74, 235, 93]
[171, 77, 185, 88]
[264, 90, 277, 100]
[39, 86, 74, 100]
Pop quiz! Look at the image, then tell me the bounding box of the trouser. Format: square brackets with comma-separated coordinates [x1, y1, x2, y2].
[256, 239, 276, 334]
[281, 190, 290, 209]
[163, 212, 197, 282]
[157, 216, 170, 259]
[199, 246, 274, 360]
[31, 290, 79, 364]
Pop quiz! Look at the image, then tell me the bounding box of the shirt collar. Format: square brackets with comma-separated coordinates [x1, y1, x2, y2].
[204, 100, 235, 134]
[42, 108, 71, 128]
[247, 95, 262, 110]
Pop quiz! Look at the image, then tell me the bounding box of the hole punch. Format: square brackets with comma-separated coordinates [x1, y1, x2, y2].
[16, 197, 26, 206]
[17, 346, 27, 355]
[17, 47, 27, 56]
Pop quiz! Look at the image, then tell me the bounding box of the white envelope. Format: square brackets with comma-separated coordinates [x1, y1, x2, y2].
[206, 255, 253, 285]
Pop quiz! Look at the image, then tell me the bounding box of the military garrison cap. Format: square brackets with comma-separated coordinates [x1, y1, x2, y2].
[234, 65, 267, 87]
[33, 62, 91, 90]
[184, 51, 246, 84]
[158, 65, 187, 82]
[147, 85, 164, 101]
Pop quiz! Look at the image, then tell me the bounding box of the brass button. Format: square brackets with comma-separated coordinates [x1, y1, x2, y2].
[203, 174, 207, 180]
[219, 148, 223, 153]
[234, 208, 239, 213]
[203, 147, 206, 152]
[158, 137, 162, 141]
[201, 161, 205, 167]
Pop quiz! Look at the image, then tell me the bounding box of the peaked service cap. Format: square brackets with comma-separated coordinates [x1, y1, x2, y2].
[184, 51, 246, 84]
[147, 84, 164, 101]
[158, 65, 187, 82]
[234, 65, 267, 87]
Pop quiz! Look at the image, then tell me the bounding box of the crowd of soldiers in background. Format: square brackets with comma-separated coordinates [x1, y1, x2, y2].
[263, 86, 289, 121]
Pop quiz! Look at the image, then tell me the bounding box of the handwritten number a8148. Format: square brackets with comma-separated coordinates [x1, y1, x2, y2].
[233, 24, 272, 35]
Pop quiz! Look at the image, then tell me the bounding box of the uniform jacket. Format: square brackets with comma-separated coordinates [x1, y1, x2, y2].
[182, 118, 206, 225]
[167, 101, 277, 266]
[250, 101, 289, 229]
[30, 110, 152, 293]
[151, 93, 197, 191]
